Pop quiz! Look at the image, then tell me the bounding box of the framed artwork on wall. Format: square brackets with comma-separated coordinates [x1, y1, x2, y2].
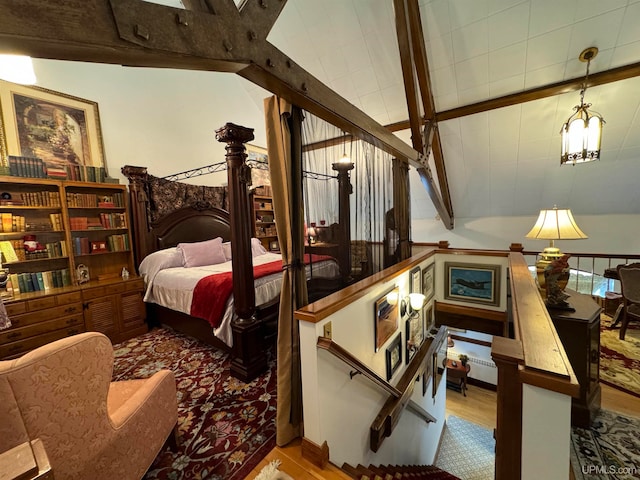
[422, 263, 435, 303]
[410, 266, 421, 295]
[0, 80, 106, 176]
[246, 144, 270, 186]
[405, 312, 424, 364]
[374, 286, 399, 351]
[444, 262, 501, 307]
[385, 333, 402, 381]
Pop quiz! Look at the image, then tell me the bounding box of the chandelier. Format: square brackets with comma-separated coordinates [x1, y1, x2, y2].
[560, 47, 605, 165]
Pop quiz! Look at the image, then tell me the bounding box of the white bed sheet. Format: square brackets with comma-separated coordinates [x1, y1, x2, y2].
[142, 252, 339, 347]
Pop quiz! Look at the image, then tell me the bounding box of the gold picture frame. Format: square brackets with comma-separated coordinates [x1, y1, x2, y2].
[0, 80, 106, 174]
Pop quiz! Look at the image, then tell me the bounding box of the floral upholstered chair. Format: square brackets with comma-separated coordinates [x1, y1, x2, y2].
[0, 332, 178, 480]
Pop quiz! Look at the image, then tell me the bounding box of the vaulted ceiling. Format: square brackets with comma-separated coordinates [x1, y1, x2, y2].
[2, 0, 640, 225]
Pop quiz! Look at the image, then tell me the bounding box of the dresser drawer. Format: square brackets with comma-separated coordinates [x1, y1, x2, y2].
[0, 325, 86, 359]
[0, 314, 84, 344]
[7, 303, 83, 329]
[26, 296, 57, 312]
[57, 292, 82, 305]
[5, 302, 27, 316]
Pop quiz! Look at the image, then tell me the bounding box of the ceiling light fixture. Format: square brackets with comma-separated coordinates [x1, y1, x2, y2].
[560, 47, 605, 165]
[0, 55, 37, 85]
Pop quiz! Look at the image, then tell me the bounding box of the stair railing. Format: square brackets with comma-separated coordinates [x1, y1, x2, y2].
[317, 326, 447, 452]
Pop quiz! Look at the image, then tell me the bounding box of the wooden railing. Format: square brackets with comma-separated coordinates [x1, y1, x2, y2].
[510, 244, 640, 297]
[491, 251, 580, 480]
[317, 327, 446, 453]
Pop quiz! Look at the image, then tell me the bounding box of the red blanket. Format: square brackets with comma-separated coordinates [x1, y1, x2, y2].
[190, 254, 334, 327]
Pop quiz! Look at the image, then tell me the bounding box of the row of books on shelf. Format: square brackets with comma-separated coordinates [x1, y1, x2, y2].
[0, 190, 61, 208]
[6, 155, 109, 183]
[7, 268, 73, 295]
[7, 156, 47, 179]
[73, 234, 129, 254]
[0, 239, 68, 263]
[0, 214, 26, 233]
[66, 191, 125, 208]
[107, 233, 130, 252]
[69, 214, 127, 230]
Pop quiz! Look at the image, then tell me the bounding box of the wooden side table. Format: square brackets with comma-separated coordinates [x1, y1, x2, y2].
[443, 358, 471, 396]
[0, 439, 53, 480]
[548, 290, 602, 427]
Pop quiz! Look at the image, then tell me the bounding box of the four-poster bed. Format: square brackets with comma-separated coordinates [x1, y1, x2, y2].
[123, 123, 342, 381]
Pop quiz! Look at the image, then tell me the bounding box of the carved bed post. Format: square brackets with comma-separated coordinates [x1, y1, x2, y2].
[121, 165, 152, 265]
[216, 123, 267, 381]
[332, 161, 354, 282]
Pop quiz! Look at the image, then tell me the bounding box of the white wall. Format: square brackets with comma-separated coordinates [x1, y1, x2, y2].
[412, 213, 640, 255]
[31, 59, 268, 185]
[298, 256, 447, 468]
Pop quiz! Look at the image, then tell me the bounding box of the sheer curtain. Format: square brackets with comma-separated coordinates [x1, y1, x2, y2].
[301, 112, 395, 274]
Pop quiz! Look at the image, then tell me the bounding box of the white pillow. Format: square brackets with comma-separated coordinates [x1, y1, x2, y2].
[222, 241, 232, 261]
[139, 247, 183, 284]
[251, 238, 268, 257]
[177, 237, 226, 267]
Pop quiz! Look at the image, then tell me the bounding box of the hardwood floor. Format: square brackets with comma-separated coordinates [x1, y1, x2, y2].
[244, 383, 639, 479]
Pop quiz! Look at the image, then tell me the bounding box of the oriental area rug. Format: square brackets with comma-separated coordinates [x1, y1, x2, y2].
[600, 318, 640, 398]
[112, 327, 277, 480]
[570, 409, 640, 480]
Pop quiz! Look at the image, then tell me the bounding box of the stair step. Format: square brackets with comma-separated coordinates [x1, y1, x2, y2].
[341, 463, 460, 480]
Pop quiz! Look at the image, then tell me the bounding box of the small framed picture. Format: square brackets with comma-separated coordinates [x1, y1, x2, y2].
[405, 313, 424, 364]
[269, 240, 279, 251]
[374, 286, 399, 351]
[385, 333, 402, 381]
[444, 262, 501, 307]
[90, 240, 107, 253]
[422, 263, 435, 303]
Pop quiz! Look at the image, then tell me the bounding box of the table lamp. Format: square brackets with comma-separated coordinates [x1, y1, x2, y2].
[525, 206, 587, 297]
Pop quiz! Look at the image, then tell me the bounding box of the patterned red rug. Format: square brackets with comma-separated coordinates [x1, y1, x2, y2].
[112, 327, 276, 480]
[600, 318, 640, 398]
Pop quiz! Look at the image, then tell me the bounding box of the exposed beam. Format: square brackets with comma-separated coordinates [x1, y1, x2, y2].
[393, 0, 423, 153]
[0, 0, 423, 168]
[436, 60, 640, 121]
[406, 0, 453, 221]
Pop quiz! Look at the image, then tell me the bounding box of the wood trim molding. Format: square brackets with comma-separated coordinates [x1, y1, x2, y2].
[300, 437, 329, 469]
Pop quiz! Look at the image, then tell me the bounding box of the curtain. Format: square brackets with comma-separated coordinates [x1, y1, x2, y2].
[264, 96, 306, 446]
[301, 112, 394, 275]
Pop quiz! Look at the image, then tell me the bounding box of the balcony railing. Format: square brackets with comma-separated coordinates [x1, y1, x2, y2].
[518, 249, 640, 297]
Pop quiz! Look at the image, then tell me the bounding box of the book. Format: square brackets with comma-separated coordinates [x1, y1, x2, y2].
[9, 273, 20, 294]
[35, 272, 45, 291]
[1, 213, 12, 232]
[0, 241, 19, 263]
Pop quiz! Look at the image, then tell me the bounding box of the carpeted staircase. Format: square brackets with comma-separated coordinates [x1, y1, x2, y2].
[342, 463, 461, 479]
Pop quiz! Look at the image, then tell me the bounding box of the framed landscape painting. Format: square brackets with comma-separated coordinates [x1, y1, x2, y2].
[444, 262, 500, 307]
[0, 80, 106, 174]
[422, 263, 435, 303]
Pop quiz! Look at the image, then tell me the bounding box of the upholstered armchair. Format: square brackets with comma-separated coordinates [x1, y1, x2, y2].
[618, 265, 640, 340]
[0, 332, 178, 480]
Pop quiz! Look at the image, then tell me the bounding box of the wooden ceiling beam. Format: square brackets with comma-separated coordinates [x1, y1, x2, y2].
[0, 0, 421, 165]
[436, 60, 640, 121]
[393, 0, 423, 153]
[406, 0, 453, 220]
[240, 0, 289, 40]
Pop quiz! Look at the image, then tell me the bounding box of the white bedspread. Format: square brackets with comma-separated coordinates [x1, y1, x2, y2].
[140, 252, 339, 347]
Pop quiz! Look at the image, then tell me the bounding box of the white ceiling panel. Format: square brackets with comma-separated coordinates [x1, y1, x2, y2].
[262, 0, 640, 221]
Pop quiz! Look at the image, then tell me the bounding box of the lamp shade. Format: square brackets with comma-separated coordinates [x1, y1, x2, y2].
[0, 55, 37, 85]
[525, 207, 588, 240]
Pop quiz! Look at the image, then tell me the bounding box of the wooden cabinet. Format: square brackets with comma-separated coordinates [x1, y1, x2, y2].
[83, 277, 146, 344]
[250, 185, 279, 251]
[548, 290, 602, 427]
[0, 290, 85, 358]
[0, 177, 145, 358]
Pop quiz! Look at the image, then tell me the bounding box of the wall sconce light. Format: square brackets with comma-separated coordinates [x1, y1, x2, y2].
[560, 47, 605, 165]
[386, 291, 426, 318]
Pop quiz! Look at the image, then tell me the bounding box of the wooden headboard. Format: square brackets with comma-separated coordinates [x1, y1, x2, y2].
[151, 206, 231, 250]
